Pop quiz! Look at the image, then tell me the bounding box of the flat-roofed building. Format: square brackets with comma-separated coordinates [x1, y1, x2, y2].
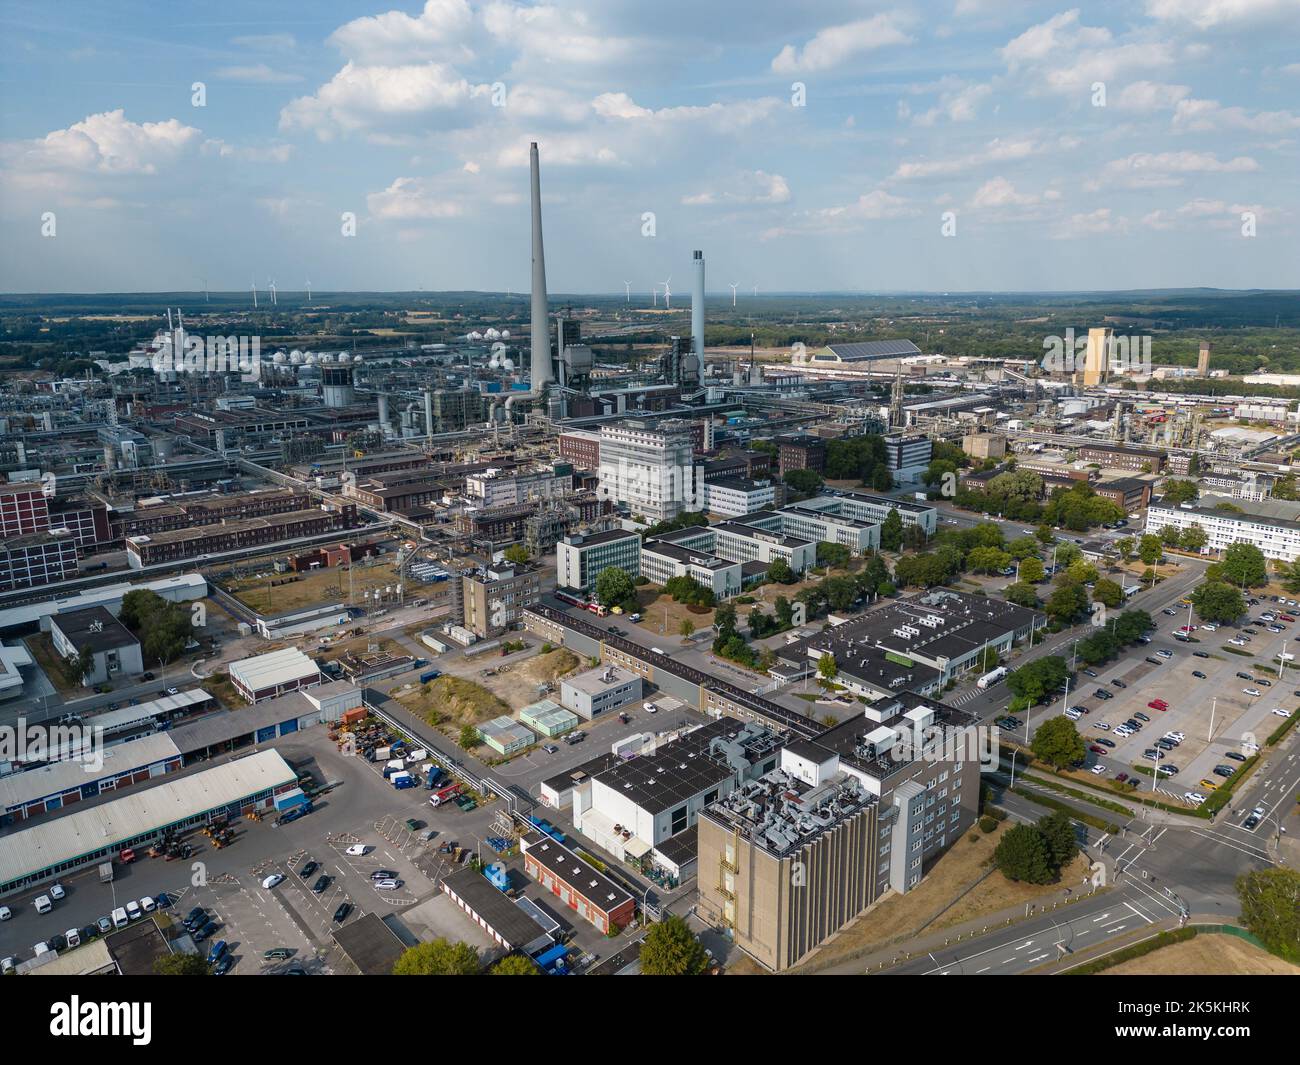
[0, 531, 78, 591]
[125, 505, 357, 568]
[49, 605, 143, 687]
[521, 833, 635, 934]
[1145, 501, 1300, 562]
[556, 529, 640, 593]
[704, 477, 776, 518]
[560, 664, 642, 720]
[1077, 445, 1163, 474]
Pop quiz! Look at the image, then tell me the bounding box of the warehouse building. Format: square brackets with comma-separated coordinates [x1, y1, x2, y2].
[229, 647, 321, 703]
[441, 867, 553, 954]
[521, 833, 636, 934]
[0, 749, 297, 896]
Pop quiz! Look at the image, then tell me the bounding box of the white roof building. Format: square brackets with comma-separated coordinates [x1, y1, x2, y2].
[229, 647, 321, 703]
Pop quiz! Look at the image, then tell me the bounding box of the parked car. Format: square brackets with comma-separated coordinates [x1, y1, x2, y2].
[542, 744, 559, 754]
[1134, 711, 1151, 722]
[1095, 738, 1115, 748]
[1213, 766, 1235, 778]
[312, 875, 331, 894]
[1090, 764, 1107, 775]
[125, 900, 142, 921]
[261, 874, 285, 889]
[1184, 792, 1206, 806]
[1115, 773, 1128, 783]
[1111, 678, 1127, 689]
[369, 869, 399, 881]
[1243, 688, 1262, 697]
[1224, 752, 1247, 762]
[344, 844, 369, 857]
[49, 883, 65, 901]
[1243, 815, 1260, 830]
[333, 903, 352, 923]
[374, 878, 403, 891]
[1192, 671, 1206, 678]
[192, 920, 217, 943]
[213, 955, 235, 975]
[1193, 651, 1209, 658]
[299, 861, 318, 879]
[1272, 708, 1292, 718]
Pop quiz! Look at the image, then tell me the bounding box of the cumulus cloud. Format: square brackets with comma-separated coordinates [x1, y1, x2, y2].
[215, 64, 303, 84]
[891, 137, 1039, 181]
[682, 170, 791, 206]
[969, 176, 1040, 208]
[771, 14, 912, 74]
[1114, 81, 1191, 112]
[8, 109, 199, 174]
[1098, 150, 1260, 188]
[1145, 0, 1298, 30]
[367, 175, 467, 220]
[764, 189, 917, 238]
[329, 0, 475, 64]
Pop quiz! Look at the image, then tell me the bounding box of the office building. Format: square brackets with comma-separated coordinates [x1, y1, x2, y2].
[1076, 445, 1162, 474]
[597, 418, 702, 523]
[556, 529, 641, 593]
[522, 834, 636, 934]
[125, 505, 357, 568]
[457, 562, 542, 638]
[883, 435, 933, 484]
[777, 434, 826, 476]
[560, 664, 643, 720]
[0, 531, 79, 592]
[1145, 502, 1300, 562]
[704, 477, 776, 518]
[49, 606, 143, 687]
[961, 433, 1007, 461]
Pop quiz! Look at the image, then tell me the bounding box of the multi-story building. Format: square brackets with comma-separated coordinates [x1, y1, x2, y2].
[961, 433, 1007, 461]
[455, 494, 608, 546]
[639, 538, 744, 599]
[457, 562, 542, 639]
[0, 531, 79, 591]
[1093, 478, 1152, 512]
[697, 693, 981, 971]
[559, 663, 642, 720]
[597, 418, 701, 523]
[116, 489, 311, 538]
[0, 482, 112, 549]
[645, 519, 816, 590]
[776, 434, 826, 477]
[466, 466, 568, 508]
[49, 606, 143, 687]
[746, 502, 879, 555]
[703, 448, 773, 483]
[556, 529, 641, 593]
[125, 505, 357, 568]
[883, 434, 933, 484]
[558, 430, 601, 470]
[1144, 502, 1300, 562]
[1077, 445, 1163, 474]
[789, 490, 937, 537]
[704, 477, 776, 518]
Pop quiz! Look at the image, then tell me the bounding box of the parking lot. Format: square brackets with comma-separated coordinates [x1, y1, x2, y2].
[1028, 600, 1298, 808]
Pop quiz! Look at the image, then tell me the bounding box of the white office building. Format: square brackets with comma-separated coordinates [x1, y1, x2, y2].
[704, 477, 776, 518]
[597, 418, 703, 524]
[1144, 503, 1300, 562]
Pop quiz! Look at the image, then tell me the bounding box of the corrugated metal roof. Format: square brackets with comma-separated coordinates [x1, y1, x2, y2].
[229, 647, 320, 691]
[0, 734, 182, 809]
[0, 749, 295, 885]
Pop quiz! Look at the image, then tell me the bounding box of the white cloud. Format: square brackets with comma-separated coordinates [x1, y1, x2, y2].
[10, 109, 199, 174]
[1114, 81, 1191, 112]
[1099, 150, 1260, 188]
[1172, 97, 1300, 133]
[771, 14, 912, 74]
[1145, 0, 1298, 30]
[483, 2, 641, 67]
[280, 62, 485, 138]
[1001, 10, 1109, 67]
[329, 0, 475, 64]
[591, 92, 780, 130]
[216, 64, 303, 85]
[1052, 207, 1127, 239]
[367, 175, 466, 220]
[1002, 11, 1174, 95]
[969, 176, 1039, 208]
[910, 82, 993, 126]
[764, 189, 917, 238]
[891, 137, 1038, 181]
[201, 140, 293, 163]
[682, 170, 790, 206]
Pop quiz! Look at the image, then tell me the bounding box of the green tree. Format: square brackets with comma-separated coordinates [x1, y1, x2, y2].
[817, 652, 838, 680]
[1004, 581, 1040, 608]
[1235, 868, 1300, 963]
[1220, 542, 1268, 588]
[1138, 534, 1164, 566]
[678, 618, 695, 639]
[1036, 810, 1080, 870]
[1007, 536, 1041, 561]
[489, 954, 540, 974]
[154, 953, 212, 975]
[1160, 479, 1199, 505]
[1006, 656, 1069, 704]
[1160, 525, 1182, 547]
[879, 509, 904, 552]
[1045, 582, 1089, 624]
[458, 725, 480, 750]
[1279, 559, 1300, 595]
[783, 468, 824, 496]
[766, 557, 795, 584]
[1190, 580, 1246, 624]
[502, 544, 530, 565]
[816, 541, 851, 570]
[1091, 577, 1124, 609]
[993, 823, 1055, 885]
[594, 566, 637, 610]
[966, 546, 1013, 574]
[1030, 715, 1086, 771]
[821, 575, 857, 612]
[393, 939, 481, 975]
[1179, 524, 1208, 552]
[774, 595, 794, 629]
[639, 914, 711, 975]
[1018, 556, 1046, 583]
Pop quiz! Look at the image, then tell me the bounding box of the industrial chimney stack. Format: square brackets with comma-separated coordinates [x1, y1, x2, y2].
[691, 249, 705, 365]
[529, 142, 553, 394]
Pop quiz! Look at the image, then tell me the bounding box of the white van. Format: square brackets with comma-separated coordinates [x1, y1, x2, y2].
[0, 905, 11, 921]
[34, 895, 53, 915]
[64, 928, 81, 948]
[33, 942, 51, 958]
[111, 906, 129, 928]
[125, 900, 142, 921]
[140, 896, 157, 914]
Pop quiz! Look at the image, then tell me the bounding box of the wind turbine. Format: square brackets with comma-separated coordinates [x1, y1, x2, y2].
[251, 278, 258, 309]
[197, 276, 209, 303]
[268, 277, 277, 307]
[662, 276, 672, 310]
[652, 286, 658, 307]
[623, 281, 631, 302]
[729, 281, 738, 307]
[751, 282, 759, 297]
[305, 279, 312, 303]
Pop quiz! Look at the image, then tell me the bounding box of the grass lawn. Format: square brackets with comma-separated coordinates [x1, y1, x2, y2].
[784, 820, 1089, 972]
[1102, 934, 1300, 976]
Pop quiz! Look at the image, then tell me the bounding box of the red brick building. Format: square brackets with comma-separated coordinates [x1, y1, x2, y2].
[521, 834, 635, 934]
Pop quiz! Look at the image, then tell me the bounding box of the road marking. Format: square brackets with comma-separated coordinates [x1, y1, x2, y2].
[1013, 940, 1035, 951]
[1092, 913, 1112, 923]
[977, 965, 991, 973]
[1027, 953, 1050, 964]
[1125, 901, 1155, 924]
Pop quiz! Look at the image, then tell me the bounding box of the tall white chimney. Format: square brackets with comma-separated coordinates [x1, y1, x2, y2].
[529, 142, 553, 393]
[691, 249, 705, 364]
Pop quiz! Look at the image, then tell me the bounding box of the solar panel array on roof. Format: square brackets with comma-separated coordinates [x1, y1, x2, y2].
[825, 340, 922, 361]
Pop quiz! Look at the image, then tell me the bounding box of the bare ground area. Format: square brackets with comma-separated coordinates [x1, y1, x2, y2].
[224, 559, 448, 615]
[395, 675, 511, 730]
[774, 820, 1090, 973]
[1102, 934, 1300, 976]
[471, 648, 583, 710]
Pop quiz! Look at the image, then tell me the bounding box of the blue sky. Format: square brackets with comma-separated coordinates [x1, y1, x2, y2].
[1, 0, 1297, 293]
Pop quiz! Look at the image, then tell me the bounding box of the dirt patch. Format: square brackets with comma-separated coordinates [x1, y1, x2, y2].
[1102, 933, 1300, 976]
[23, 633, 84, 694]
[223, 559, 444, 616]
[520, 648, 581, 686]
[787, 820, 1088, 972]
[396, 675, 510, 729]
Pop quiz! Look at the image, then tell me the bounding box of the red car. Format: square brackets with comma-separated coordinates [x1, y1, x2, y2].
[1147, 699, 1169, 711]
[1281, 614, 1296, 622]
[1089, 745, 1107, 755]
[1116, 773, 1129, 783]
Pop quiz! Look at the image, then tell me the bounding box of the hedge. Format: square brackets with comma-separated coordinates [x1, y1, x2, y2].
[1063, 928, 1199, 975]
[1009, 787, 1122, 835]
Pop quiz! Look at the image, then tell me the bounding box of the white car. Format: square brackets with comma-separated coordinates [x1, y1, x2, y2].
[345, 844, 369, 857]
[166, 686, 179, 696]
[1155, 649, 1173, 659]
[1184, 792, 1206, 805]
[1272, 708, 1292, 718]
[0, 957, 14, 975]
[1092, 722, 1111, 731]
[643, 703, 658, 714]
[48, 883, 65, 901]
[1064, 709, 1082, 721]
[0, 906, 11, 921]
[1243, 688, 1262, 697]
[140, 896, 156, 914]
[261, 874, 285, 890]
[1090, 764, 1107, 775]
[33, 941, 51, 958]
[1114, 726, 1133, 738]
[1201, 623, 1217, 632]
[1229, 638, 1247, 647]
[374, 878, 403, 891]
